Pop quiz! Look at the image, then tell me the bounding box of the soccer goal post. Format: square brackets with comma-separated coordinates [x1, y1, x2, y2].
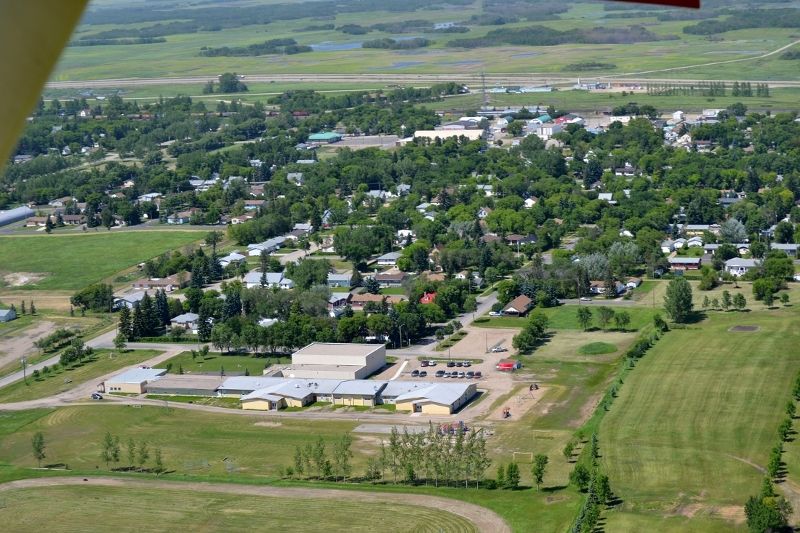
[512, 451, 534, 463]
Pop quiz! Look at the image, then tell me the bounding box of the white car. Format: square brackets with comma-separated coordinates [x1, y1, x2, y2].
[579, 297, 592, 302]
[488, 311, 503, 317]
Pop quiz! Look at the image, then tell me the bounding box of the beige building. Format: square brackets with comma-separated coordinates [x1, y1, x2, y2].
[104, 368, 166, 394]
[284, 343, 386, 380]
[413, 129, 483, 141]
[391, 382, 477, 414]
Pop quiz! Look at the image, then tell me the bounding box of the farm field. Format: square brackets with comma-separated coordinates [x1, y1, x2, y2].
[0, 349, 160, 403]
[599, 308, 800, 530]
[0, 484, 478, 533]
[0, 231, 203, 291]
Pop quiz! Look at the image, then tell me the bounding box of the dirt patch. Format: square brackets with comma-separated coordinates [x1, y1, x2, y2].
[729, 325, 759, 332]
[0, 320, 57, 369]
[253, 421, 282, 428]
[2, 272, 46, 287]
[488, 385, 547, 421]
[672, 503, 745, 523]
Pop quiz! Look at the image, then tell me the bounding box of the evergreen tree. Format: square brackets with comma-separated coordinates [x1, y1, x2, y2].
[132, 304, 144, 340]
[155, 289, 170, 328]
[197, 307, 212, 342]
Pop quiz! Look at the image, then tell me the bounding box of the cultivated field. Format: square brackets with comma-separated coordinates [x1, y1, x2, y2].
[0, 484, 478, 533]
[600, 308, 800, 531]
[0, 231, 203, 291]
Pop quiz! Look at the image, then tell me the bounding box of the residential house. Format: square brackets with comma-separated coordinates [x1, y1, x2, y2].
[0, 308, 17, 323]
[668, 257, 702, 271]
[293, 222, 313, 234]
[350, 293, 405, 311]
[476, 184, 494, 197]
[287, 172, 304, 186]
[230, 215, 253, 225]
[686, 236, 704, 248]
[327, 273, 352, 289]
[113, 291, 149, 310]
[247, 237, 287, 256]
[48, 196, 73, 208]
[376, 271, 407, 288]
[770, 243, 799, 257]
[523, 197, 538, 209]
[167, 208, 200, 225]
[170, 312, 201, 334]
[419, 292, 437, 305]
[477, 207, 492, 219]
[244, 200, 265, 211]
[137, 192, 162, 205]
[626, 278, 642, 290]
[243, 271, 295, 290]
[502, 295, 533, 316]
[376, 251, 401, 267]
[219, 252, 246, 268]
[132, 273, 189, 292]
[725, 258, 760, 277]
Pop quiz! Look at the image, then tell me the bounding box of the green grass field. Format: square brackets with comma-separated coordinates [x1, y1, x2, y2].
[0, 485, 478, 533]
[0, 349, 160, 403]
[0, 232, 203, 290]
[475, 305, 659, 331]
[599, 308, 800, 530]
[577, 342, 617, 355]
[154, 351, 291, 376]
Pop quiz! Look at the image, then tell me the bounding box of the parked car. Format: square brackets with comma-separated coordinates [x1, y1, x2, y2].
[466, 371, 475, 378]
[458, 372, 466, 378]
[427, 360, 437, 367]
[442, 371, 451, 378]
[462, 361, 471, 367]
[91, 393, 103, 400]
[489, 311, 502, 317]
[455, 361, 463, 367]
[411, 369, 420, 377]
[420, 360, 429, 367]
[474, 371, 482, 378]
[490, 346, 507, 353]
[419, 371, 428, 377]
[580, 296, 592, 302]
[447, 361, 456, 368]
[450, 372, 459, 378]
[435, 370, 445, 377]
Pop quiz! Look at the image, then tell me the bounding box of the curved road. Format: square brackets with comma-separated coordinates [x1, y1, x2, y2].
[0, 476, 511, 533]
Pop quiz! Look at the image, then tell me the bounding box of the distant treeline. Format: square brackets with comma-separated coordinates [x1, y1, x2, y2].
[469, 0, 568, 24]
[683, 8, 800, 34]
[269, 82, 464, 113]
[69, 37, 166, 47]
[295, 24, 335, 32]
[79, 21, 207, 40]
[362, 38, 430, 50]
[81, 0, 472, 28]
[563, 62, 616, 71]
[200, 39, 312, 57]
[449, 25, 672, 48]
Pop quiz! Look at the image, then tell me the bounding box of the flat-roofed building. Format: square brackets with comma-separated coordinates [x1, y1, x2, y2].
[284, 342, 386, 380]
[145, 374, 225, 396]
[104, 368, 166, 394]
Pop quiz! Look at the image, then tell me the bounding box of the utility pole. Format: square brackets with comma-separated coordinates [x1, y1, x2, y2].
[481, 71, 489, 110]
[20, 357, 27, 385]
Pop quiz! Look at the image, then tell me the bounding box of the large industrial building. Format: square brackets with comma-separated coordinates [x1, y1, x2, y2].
[104, 368, 167, 394]
[283, 342, 386, 380]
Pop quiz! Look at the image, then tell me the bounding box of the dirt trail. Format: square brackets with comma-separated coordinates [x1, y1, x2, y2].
[0, 476, 510, 533]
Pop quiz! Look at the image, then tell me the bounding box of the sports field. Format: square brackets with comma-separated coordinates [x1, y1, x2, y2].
[0, 231, 203, 290]
[599, 308, 800, 531]
[0, 484, 477, 533]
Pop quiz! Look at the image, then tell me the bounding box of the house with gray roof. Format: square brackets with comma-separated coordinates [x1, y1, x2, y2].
[725, 258, 760, 277]
[0, 308, 17, 323]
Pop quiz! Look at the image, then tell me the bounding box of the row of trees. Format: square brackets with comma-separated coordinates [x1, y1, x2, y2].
[701, 291, 749, 311]
[576, 306, 631, 331]
[744, 370, 799, 531]
[100, 432, 165, 474]
[118, 290, 180, 341]
[289, 435, 353, 482]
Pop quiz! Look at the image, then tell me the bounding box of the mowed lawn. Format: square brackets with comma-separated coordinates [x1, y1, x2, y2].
[0, 232, 203, 290]
[155, 351, 291, 376]
[0, 407, 360, 476]
[0, 485, 477, 533]
[0, 349, 160, 403]
[600, 309, 800, 531]
[475, 305, 659, 331]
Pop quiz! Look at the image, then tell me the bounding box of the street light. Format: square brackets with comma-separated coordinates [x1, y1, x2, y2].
[20, 357, 27, 384]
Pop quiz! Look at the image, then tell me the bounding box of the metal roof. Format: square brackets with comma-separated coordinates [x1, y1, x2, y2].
[394, 383, 474, 406]
[107, 368, 166, 384]
[334, 380, 387, 396]
[293, 342, 384, 358]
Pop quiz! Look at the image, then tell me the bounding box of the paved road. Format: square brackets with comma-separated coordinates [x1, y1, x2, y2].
[45, 72, 800, 90]
[0, 477, 510, 533]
